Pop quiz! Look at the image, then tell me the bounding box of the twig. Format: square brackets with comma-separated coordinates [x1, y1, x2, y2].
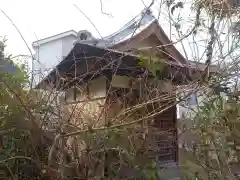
[4, 164, 16, 180]
[157, 0, 164, 20]
[62, 87, 200, 137]
[99, 0, 113, 17]
[0, 79, 39, 129]
[93, 0, 156, 124]
[48, 134, 61, 166]
[140, 0, 147, 7]
[0, 156, 37, 164]
[73, 4, 105, 42]
[137, 5, 202, 52]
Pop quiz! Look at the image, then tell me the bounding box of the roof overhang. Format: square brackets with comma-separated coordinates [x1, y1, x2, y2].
[35, 43, 219, 90]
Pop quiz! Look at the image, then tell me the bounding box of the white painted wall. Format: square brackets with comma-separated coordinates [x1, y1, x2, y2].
[33, 35, 77, 87]
[62, 35, 77, 58]
[177, 87, 204, 120]
[177, 95, 199, 120]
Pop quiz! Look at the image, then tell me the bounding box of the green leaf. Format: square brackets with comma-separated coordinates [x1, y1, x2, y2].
[139, 53, 165, 77]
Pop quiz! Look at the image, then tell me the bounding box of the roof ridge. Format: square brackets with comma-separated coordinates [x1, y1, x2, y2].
[97, 8, 156, 48]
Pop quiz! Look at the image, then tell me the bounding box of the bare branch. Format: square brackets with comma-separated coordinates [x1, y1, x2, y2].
[99, 0, 113, 17]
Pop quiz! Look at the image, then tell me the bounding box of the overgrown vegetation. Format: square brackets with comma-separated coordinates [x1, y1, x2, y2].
[1, 0, 240, 179]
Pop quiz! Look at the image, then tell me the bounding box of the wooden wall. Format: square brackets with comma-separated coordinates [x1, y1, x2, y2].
[63, 75, 178, 165]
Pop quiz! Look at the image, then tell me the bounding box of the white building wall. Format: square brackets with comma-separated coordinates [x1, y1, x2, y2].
[177, 90, 204, 120]
[33, 35, 77, 87]
[62, 35, 77, 58]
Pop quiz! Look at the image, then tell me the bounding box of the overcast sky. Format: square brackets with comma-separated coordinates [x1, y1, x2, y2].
[1, 0, 229, 65]
[0, 0, 155, 56]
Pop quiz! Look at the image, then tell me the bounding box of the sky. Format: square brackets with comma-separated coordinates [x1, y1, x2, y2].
[0, 0, 153, 56]
[0, 0, 233, 66]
